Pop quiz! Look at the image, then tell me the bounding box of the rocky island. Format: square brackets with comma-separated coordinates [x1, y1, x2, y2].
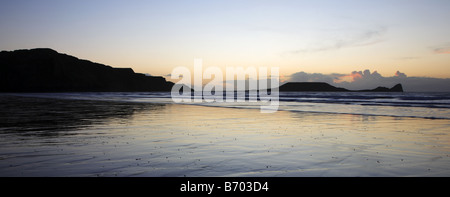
[278, 82, 403, 92]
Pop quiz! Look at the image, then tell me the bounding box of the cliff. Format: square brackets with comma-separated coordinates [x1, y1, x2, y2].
[0, 48, 174, 92]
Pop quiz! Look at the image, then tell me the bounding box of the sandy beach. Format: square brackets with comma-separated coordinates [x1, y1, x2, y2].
[0, 95, 449, 177]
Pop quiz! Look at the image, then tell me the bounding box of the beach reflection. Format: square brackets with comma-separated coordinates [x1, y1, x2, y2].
[0, 95, 165, 137]
[0, 95, 449, 177]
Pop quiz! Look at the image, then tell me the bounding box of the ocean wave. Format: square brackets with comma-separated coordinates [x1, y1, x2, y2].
[3, 92, 450, 120]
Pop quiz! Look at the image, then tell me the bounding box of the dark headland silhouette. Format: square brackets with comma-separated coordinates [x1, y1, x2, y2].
[279, 82, 403, 92]
[0, 48, 403, 93]
[0, 48, 174, 92]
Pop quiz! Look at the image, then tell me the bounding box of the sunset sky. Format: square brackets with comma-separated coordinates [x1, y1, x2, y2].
[1, 0, 450, 83]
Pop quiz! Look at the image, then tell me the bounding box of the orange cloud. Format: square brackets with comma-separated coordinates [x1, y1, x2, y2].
[395, 71, 407, 77]
[351, 72, 363, 80]
[334, 71, 363, 83]
[436, 50, 450, 54]
[434, 47, 450, 54]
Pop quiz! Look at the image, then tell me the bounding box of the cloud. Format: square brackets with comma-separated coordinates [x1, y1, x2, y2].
[396, 56, 420, 60]
[434, 48, 450, 54]
[290, 26, 387, 54]
[432, 43, 450, 54]
[288, 70, 450, 92]
[394, 71, 407, 78]
[289, 71, 338, 84]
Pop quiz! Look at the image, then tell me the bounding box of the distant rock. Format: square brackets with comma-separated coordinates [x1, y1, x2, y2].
[0, 48, 174, 92]
[390, 83, 404, 92]
[279, 82, 348, 92]
[357, 83, 403, 92]
[279, 82, 403, 92]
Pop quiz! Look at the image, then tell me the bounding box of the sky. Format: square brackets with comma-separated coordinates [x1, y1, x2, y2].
[1, 0, 450, 91]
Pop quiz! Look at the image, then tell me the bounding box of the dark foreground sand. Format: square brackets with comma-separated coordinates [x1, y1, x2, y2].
[0, 96, 449, 176]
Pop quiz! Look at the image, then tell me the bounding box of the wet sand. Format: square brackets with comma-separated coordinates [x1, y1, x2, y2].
[0, 96, 449, 176]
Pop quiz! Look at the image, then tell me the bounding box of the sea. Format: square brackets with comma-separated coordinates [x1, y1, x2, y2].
[3, 91, 449, 120]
